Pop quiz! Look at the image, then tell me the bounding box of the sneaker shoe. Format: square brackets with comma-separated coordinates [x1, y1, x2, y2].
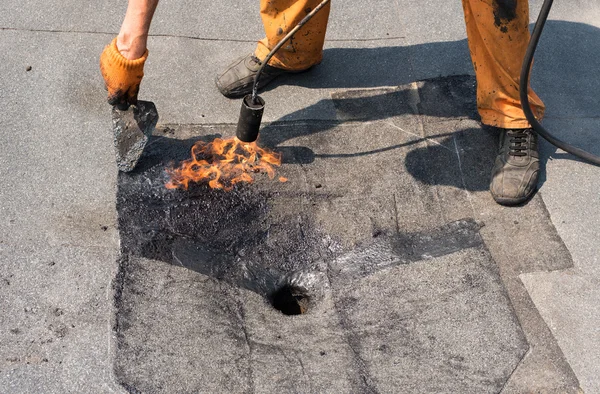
[216, 53, 294, 98]
[490, 128, 540, 205]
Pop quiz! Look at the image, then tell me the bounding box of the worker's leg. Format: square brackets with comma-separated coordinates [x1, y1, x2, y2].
[461, 0, 544, 205]
[461, 0, 545, 128]
[255, 0, 331, 71]
[216, 0, 331, 98]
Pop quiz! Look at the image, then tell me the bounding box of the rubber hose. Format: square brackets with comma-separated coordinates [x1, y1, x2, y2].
[520, 0, 600, 165]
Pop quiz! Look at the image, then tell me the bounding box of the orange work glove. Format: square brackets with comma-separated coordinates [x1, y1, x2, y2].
[99, 37, 148, 109]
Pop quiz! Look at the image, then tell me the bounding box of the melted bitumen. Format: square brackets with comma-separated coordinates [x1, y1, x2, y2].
[329, 219, 483, 281]
[117, 134, 332, 314]
[117, 134, 484, 314]
[112, 75, 580, 393]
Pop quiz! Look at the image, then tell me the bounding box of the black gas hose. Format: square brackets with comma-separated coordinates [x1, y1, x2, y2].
[521, 0, 600, 165]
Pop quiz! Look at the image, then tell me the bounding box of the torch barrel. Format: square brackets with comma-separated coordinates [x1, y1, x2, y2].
[236, 94, 265, 143]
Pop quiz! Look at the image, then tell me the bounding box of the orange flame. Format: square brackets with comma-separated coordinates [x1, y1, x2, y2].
[166, 137, 284, 191]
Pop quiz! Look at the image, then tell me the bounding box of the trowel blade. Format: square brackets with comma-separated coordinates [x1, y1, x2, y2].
[112, 101, 159, 172]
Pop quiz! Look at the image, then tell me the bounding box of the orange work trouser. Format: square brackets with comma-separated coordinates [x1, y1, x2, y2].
[255, 0, 545, 129]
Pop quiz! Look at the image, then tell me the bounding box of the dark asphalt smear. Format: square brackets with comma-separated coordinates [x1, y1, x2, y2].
[116, 134, 333, 314]
[111, 75, 578, 394]
[329, 219, 483, 281]
[115, 135, 485, 315]
[493, 0, 517, 33]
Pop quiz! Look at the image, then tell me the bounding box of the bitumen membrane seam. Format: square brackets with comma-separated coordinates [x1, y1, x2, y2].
[0, 26, 406, 43]
[109, 77, 582, 392]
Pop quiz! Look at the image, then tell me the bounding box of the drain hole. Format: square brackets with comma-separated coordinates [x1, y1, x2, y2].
[271, 285, 310, 316]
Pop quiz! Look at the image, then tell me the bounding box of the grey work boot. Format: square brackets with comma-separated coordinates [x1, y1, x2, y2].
[490, 128, 540, 206]
[216, 53, 292, 99]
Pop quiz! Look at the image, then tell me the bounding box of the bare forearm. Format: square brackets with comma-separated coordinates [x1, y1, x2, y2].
[117, 0, 159, 59]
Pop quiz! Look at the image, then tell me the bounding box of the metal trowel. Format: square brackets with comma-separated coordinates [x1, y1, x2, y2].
[112, 101, 159, 172]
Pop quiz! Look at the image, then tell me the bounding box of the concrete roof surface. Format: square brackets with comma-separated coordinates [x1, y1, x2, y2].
[0, 0, 598, 393]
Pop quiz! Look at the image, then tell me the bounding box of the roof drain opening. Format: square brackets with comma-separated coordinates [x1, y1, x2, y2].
[270, 285, 310, 316]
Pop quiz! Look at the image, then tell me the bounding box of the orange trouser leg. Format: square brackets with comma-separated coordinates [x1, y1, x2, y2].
[462, 0, 545, 128]
[255, 0, 331, 71]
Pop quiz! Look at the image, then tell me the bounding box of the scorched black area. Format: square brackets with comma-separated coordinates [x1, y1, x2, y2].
[116, 134, 486, 314]
[116, 134, 330, 314]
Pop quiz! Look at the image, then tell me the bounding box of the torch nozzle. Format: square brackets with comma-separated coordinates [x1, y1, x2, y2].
[236, 94, 265, 143]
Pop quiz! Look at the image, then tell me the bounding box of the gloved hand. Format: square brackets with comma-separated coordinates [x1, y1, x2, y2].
[100, 37, 148, 109]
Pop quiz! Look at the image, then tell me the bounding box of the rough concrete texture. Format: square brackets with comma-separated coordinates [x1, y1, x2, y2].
[521, 116, 600, 394]
[113, 77, 580, 393]
[516, 11, 600, 393]
[0, 30, 121, 393]
[0, 0, 407, 42]
[2, 0, 599, 392]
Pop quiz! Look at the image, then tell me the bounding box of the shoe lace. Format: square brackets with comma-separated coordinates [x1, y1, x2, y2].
[508, 129, 529, 157]
[250, 55, 263, 66]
